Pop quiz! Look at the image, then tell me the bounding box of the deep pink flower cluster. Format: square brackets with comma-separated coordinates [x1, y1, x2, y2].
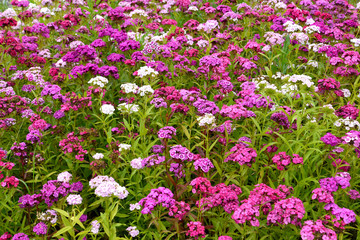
[186, 221, 206, 240]
[335, 103, 359, 120]
[168, 201, 190, 220]
[224, 143, 257, 166]
[300, 220, 337, 240]
[317, 78, 343, 96]
[271, 152, 303, 170]
[267, 197, 305, 226]
[311, 188, 334, 204]
[59, 132, 88, 161]
[199, 183, 242, 213]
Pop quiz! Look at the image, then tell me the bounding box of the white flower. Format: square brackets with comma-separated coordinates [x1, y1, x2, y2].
[305, 18, 315, 25]
[307, 60, 318, 68]
[93, 153, 104, 160]
[197, 40, 209, 48]
[288, 74, 314, 88]
[130, 158, 144, 169]
[342, 89, 351, 97]
[275, 2, 286, 9]
[283, 21, 302, 33]
[119, 144, 131, 152]
[91, 220, 100, 234]
[357, 2, 360, 9]
[350, 38, 360, 47]
[121, 83, 139, 94]
[118, 103, 139, 114]
[305, 25, 320, 34]
[126, 226, 140, 237]
[130, 203, 141, 211]
[66, 194, 83, 205]
[100, 104, 115, 115]
[138, 85, 154, 96]
[137, 66, 159, 78]
[188, 6, 198, 11]
[54, 59, 67, 68]
[1, 8, 17, 18]
[197, 113, 216, 127]
[57, 171, 72, 183]
[88, 76, 108, 88]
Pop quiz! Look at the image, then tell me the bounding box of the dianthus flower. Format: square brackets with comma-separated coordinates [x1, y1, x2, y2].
[186, 221, 206, 240]
[193, 158, 214, 173]
[321, 133, 341, 146]
[33, 222, 47, 235]
[232, 203, 260, 226]
[311, 188, 334, 203]
[324, 203, 356, 224]
[190, 177, 212, 195]
[300, 220, 337, 240]
[168, 201, 190, 220]
[267, 197, 305, 226]
[169, 145, 194, 161]
[141, 154, 165, 167]
[138, 187, 175, 214]
[224, 144, 257, 167]
[158, 126, 176, 139]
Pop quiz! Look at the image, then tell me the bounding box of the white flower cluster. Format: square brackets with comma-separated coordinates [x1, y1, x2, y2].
[91, 220, 101, 234]
[130, 157, 144, 169]
[308, 43, 326, 52]
[88, 76, 108, 88]
[120, 83, 154, 96]
[119, 144, 131, 152]
[280, 83, 298, 94]
[197, 113, 216, 127]
[275, 2, 287, 9]
[139, 85, 154, 96]
[130, 203, 141, 211]
[342, 88, 351, 98]
[307, 60, 319, 68]
[284, 21, 303, 33]
[288, 74, 314, 88]
[350, 38, 360, 47]
[118, 103, 140, 114]
[127, 226, 140, 237]
[305, 25, 320, 34]
[129, 9, 148, 17]
[66, 194, 83, 205]
[100, 104, 115, 115]
[334, 117, 360, 130]
[137, 66, 159, 78]
[121, 83, 139, 94]
[90, 175, 129, 199]
[357, 2, 360, 9]
[305, 18, 315, 25]
[188, 6, 199, 11]
[93, 153, 104, 160]
[57, 171, 72, 183]
[37, 210, 58, 224]
[290, 32, 309, 44]
[1, 8, 17, 18]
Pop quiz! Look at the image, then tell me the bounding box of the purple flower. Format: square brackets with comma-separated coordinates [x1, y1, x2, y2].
[158, 126, 176, 139]
[193, 158, 214, 173]
[321, 133, 341, 146]
[33, 222, 47, 235]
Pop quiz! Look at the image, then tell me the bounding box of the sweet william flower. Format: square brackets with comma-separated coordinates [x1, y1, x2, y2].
[100, 104, 115, 115]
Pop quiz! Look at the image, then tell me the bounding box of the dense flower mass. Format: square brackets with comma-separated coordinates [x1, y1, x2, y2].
[0, 0, 360, 239]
